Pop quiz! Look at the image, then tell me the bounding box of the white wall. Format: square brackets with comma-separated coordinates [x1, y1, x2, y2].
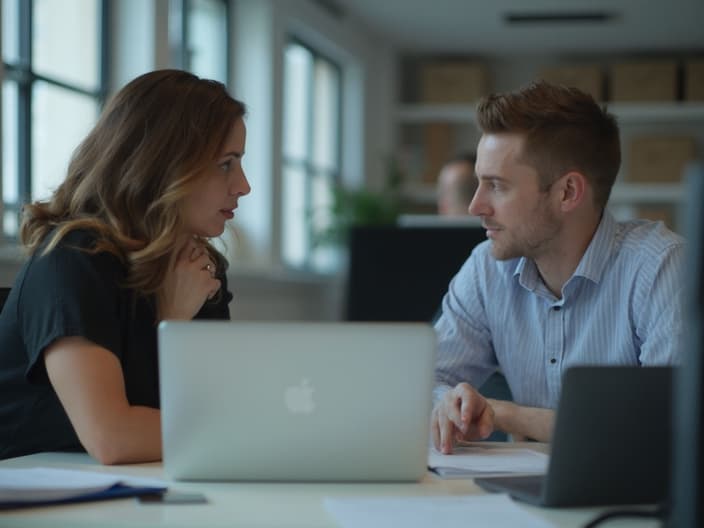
[110, 0, 170, 90]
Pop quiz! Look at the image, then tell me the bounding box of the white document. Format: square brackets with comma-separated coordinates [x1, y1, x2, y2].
[324, 494, 554, 528]
[0, 467, 167, 503]
[428, 446, 548, 477]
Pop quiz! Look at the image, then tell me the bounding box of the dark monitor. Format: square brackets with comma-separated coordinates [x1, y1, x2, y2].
[345, 224, 486, 322]
[669, 163, 704, 527]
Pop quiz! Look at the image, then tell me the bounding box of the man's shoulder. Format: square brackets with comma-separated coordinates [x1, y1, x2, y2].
[615, 219, 685, 256]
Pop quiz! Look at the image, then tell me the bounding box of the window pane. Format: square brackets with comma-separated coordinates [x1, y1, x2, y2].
[3, 210, 19, 237]
[33, 0, 100, 89]
[312, 60, 340, 171]
[32, 82, 98, 200]
[310, 171, 333, 236]
[187, 0, 227, 83]
[283, 44, 312, 161]
[2, 0, 19, 62]
[282, 164, 308, 267]
[2, 81, 18, 204]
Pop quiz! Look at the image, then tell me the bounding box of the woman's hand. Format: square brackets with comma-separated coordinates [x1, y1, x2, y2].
[159, 238, 221, 320]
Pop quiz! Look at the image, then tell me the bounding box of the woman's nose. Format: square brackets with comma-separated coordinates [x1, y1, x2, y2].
[230, 169, 251, 197]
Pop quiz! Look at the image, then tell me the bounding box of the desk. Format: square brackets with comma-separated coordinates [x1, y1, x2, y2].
[0, 445, 659, 528]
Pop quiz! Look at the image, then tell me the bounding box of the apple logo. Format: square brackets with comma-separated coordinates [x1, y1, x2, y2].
[284, 379, 316, 414]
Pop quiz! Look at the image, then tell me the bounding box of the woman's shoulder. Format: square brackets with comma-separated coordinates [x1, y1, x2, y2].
[32, 227, 126, 278]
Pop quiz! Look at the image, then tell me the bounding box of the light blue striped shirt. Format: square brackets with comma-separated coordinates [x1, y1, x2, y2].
[434, 211, 685, 409]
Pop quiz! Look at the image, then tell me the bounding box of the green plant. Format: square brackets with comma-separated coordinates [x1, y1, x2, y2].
[311, 156, 404, 247]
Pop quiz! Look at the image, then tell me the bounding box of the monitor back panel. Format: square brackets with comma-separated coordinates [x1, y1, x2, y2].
[346, 226, 486, 322]
[544, 366, 673, 506]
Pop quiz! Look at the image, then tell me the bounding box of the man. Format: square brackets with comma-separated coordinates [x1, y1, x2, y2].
[431, 81, 684, 453]
[437, 153, 477, 216]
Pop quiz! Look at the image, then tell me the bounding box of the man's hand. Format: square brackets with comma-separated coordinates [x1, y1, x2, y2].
[431, 382, 494, 454]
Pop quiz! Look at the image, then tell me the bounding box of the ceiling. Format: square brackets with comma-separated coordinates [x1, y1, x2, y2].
[329, 0, 704, 55]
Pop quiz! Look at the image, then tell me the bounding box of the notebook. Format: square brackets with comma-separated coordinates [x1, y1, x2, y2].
[475, 366, 673, 507]
[157, 321, 436, 482]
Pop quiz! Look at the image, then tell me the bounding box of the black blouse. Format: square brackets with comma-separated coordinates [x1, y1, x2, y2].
[0, 229, 232, 459]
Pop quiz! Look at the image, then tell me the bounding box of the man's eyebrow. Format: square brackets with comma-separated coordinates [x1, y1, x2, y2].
[477, 175, 508, 183]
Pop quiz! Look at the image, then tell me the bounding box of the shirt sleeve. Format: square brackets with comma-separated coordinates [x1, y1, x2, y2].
[195, 271, 233, 320]
[633, 241, 685, 365]
[434, 245, 499, 390]
[18, 243, 125, 384]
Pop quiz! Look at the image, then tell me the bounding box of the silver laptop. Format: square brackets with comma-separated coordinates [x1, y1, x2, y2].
[158, 321, 436, 482]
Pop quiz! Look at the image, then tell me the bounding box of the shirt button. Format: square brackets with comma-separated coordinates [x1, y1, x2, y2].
[550, 358, 557, 364]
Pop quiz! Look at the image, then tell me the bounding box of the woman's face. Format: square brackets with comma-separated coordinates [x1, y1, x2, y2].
[181, 118, 251, 237]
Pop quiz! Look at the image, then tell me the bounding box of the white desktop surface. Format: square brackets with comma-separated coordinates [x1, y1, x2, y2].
[0, 445, 659, 528]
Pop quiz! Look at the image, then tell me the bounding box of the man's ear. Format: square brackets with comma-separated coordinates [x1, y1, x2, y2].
[556, 171, 587, 212]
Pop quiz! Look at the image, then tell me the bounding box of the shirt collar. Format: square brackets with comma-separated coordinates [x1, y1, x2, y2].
[571, 210, 616, 284]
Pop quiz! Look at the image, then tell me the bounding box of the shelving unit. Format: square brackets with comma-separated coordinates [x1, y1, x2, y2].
[396, 101, 704, 223]
[397, 102, 704, 124]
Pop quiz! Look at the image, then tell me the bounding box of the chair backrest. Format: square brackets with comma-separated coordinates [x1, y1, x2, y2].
[0, 287, 11, 313]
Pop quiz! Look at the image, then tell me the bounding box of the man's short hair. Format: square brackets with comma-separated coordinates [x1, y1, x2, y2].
[476, 80, 620, 210]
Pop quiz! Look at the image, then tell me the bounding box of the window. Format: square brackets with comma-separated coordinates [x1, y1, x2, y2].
[170, 0, 229, 83]
[2, 0, 107, 238]
[282, 40, 342, 270]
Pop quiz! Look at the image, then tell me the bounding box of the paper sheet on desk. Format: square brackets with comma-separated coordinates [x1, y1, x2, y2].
[0, 467, 167, 504]
[324, 494, 554, 528]
[428, 446, 548, 478]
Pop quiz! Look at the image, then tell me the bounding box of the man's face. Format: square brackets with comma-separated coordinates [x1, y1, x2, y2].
[469, 133, 562, 261]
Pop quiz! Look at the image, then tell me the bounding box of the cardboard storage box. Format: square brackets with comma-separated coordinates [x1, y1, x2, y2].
[610, 60, 678, 102]
[420, 61, 489, 103]
[422, 123, 453, 183]
[627, 136, 697, 183]
[538, 64, 604, 101]
[685, 59, 704, 101]
[633, 205, 676, 231]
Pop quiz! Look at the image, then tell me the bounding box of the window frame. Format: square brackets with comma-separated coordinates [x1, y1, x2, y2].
[169, 0, 230, 83]
[281, 36, 343, 271]
[1, 0, 109, 239]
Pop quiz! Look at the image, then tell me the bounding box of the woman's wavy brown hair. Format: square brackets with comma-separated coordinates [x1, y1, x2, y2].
[20, 69, 246, 298]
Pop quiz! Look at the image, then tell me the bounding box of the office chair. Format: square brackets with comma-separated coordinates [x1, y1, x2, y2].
[0, 287, 11, 313]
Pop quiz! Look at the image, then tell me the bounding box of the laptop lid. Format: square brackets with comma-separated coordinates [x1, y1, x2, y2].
[158, 321, 436, 482]
[476, 366, 673, 507]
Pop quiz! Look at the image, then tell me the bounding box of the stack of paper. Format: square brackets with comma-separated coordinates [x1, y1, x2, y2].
[324, 494, 555, 528]
[428, 446, 548, 478]
[0, 467, 167, 509]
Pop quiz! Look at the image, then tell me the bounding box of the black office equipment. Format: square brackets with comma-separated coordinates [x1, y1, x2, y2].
[345, 225, 486, 322]
[669, 163, 704, 528]
[0, 287, 9, 314]
[476, 366, 673, 507]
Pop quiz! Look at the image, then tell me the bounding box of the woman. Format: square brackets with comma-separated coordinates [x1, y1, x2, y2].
[0, 69, 251, 464]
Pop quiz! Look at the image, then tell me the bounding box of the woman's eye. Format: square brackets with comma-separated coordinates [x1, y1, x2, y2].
[219, 160, 232, 172]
